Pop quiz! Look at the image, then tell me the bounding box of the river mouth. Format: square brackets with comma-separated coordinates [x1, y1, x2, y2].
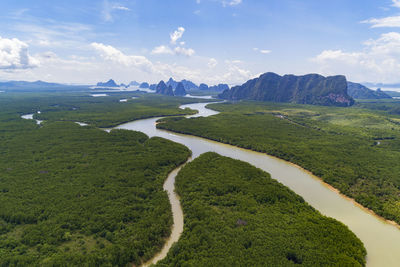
[114, 102, 400, 267]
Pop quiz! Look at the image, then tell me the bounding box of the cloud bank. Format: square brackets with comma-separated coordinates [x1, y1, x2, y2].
[313, 32, 400, 83]
[0, 36, 39, 70]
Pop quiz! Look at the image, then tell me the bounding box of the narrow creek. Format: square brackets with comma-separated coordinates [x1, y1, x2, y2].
[113, 102, 400, 267]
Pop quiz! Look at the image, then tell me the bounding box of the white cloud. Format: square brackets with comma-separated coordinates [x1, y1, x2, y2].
[362, 16, 400, 28]
[91, 42, 201, 80]
[229, 0, 242, 6]
[91, 42, 154, 72]
[112, 5, 130, 11]
[90, 42, 253, 85]
[393, 0, 400, 8]
[361, 1, 400, 28]
[102, 0, 130, 22]
[0, 36, 39, 70]
[170, 27, 185, 44]
[227, 59, 242, 64]
[312, 32, 400, 82]
[174, 46, 195, 56]
[222, 0, 242, 7]
[1, 41, 254, 86]
[253, 47, 271, 54]
[151, 45, 174, 55]
[151, 44, 195, 57]
[153, 27, 195, 57]
[13, 22, 92, 48]
[220, 59, 252, 83]
[208, 58, 218, 68]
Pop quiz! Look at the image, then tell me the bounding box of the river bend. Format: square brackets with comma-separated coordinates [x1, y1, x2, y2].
[114, 102, 400, 267]
[22, 102, 400, 266]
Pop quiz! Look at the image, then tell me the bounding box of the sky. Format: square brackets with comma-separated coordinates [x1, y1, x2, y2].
[1, 0, 400, 86]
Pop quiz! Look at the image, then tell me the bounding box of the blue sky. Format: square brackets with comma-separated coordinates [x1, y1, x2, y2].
[0, 0, 400, 85]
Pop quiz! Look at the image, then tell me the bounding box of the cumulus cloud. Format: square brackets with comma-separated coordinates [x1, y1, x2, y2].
[102, 0, 130, 22]
[152, 44, 195, 57]
[393, 0, 400, 8]
[91, 42, 200, 79]
[222, 0, 242, 7]
[90, 41, 253, 85]
[174, 46, 195, 56]
[91, 42, 154, 72]
[362, 16, 400, 28]
[221, 59, 252, 82]
[361, 1, 400, 28]
[229, 0, 242, 5]
[208, 58, 218, 68]
[151, 45, 174, 55]
[260, 49, 271, 54]
[312, 32, 400, 82]
[113, 5, 130, 11]
[0, 36, 39, 70]
[170, 27, 185, 44]
[253, 48, 271, 54]
[152, 27, 196, 57]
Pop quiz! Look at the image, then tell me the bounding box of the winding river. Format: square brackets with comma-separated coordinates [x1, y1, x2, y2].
[21, 101, 400, 266]
[113, 102, 400, 267]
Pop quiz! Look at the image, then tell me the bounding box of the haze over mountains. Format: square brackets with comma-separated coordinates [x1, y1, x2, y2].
[0, 80, 90, 92]
[93, 77, 230, 92]
[0, 73, 397, 103]
[347, 82, 391, 99]
[96, 79, 119, 87]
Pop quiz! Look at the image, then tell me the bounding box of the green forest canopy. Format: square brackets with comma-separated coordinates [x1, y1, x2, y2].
[157, 152, 366, 266]
[157, 100, 400, 224]
[0, 92, 194, 266]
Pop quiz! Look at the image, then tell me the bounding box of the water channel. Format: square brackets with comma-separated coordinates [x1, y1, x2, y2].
[114, 102, 400, 267]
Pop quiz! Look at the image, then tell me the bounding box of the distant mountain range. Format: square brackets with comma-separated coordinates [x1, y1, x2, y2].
[363, 82, 400, 89]
[174, 82, 187, 96]
[0, 80, 63, 88]
[5, 76, 396, 103]
[96, 79, 119, 87]
[155, 80, 187, 96]
[219, 72, 354, 107]
[165, 77, 229, 92]
[347, 82, 391, 99]
[129, 81, 139, 86]
[166, 78, 179, 90]
[199, 83, 229, 92]
[209, 84, 229, 91]
[93, 77, 229, 94]
[166, 78, 198, 91]
[139, 82, 149, 88]
[156, 81, 174, 96]
[0, 80, 90, 92]
[383, 91, 400, 97]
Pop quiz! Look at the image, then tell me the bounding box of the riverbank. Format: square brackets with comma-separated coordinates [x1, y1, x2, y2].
[115, 102, 400, 266]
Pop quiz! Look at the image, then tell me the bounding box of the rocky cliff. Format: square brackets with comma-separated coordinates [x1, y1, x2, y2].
[219, 72, 354, 106]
